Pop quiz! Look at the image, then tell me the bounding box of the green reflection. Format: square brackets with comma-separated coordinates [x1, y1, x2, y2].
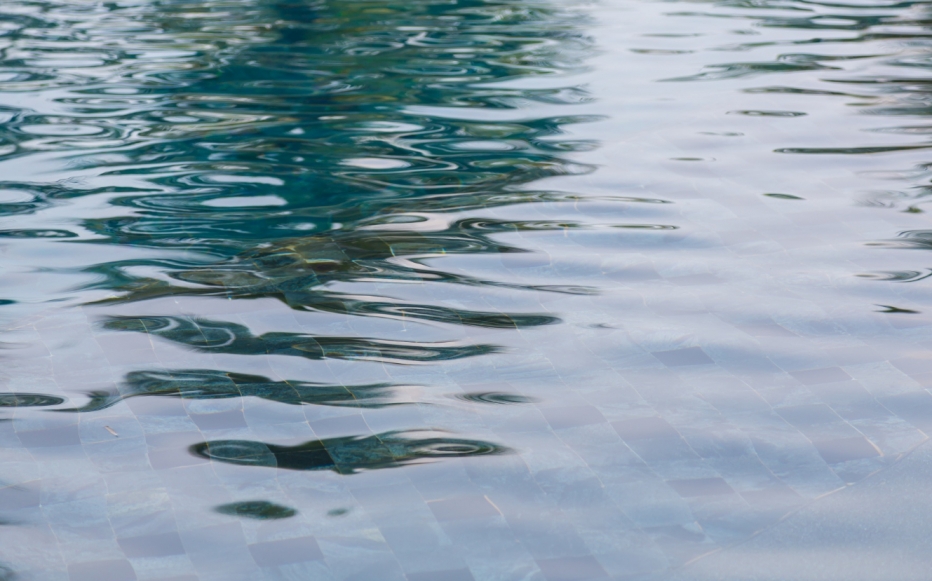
[24, 0, 601, 328]
[191, 430, 510, 474]
[102, 316, 501, 364]
[57, 369, 407, 412]
[215, 501, 298, 520]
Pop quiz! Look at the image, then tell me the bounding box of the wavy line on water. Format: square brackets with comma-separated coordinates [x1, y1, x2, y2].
[53, 369, 413, 413]
[102, 316, 503, 365]
[191, 429, 511, 474]
[776, 144, 932, 154]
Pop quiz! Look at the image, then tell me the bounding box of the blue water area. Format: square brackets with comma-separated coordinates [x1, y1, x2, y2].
[1, 0, 932, 579]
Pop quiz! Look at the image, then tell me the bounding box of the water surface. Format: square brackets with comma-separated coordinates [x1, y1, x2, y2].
[1, 0, 932, 579]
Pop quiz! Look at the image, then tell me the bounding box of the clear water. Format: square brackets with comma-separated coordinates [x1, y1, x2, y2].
[2, 0, 932, 579]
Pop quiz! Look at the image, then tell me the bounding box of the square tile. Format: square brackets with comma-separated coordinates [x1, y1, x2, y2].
[0, 484, 40, 510]
[407, 568, 475, 581]
[666, 478, 734, 498]
[790, 367, 852, 385]
[248, 536, 324, 567]
[118, 532, 185, 558]
[189, 410, 247, 431]
[812, 437, 880, 464]
[651, 348, 714, 367]
[536, 556, 609, 581]
[428, 496, 500, 521]
[18, 425, 81, 448]
[68, 560, 136, 581]
[613, 417, 679, 441]
[540, 406, 606, 430]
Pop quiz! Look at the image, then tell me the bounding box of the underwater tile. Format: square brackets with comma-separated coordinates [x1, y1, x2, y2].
[310, 414, 371, 438]
[890, 358, 932, 378]
[427, 496, 500, 521]
[94, 333, 154, 352]
[406, 568, 475, 581]
[147, 448, 204, 471]
[18, 425, 81, 448]
[539, 405, 606, 430]
[117, 532, 185, 559]
[188, 410, 248, 431]
[734, 322, 796, 338]
[812, 437, 880, 465]
[337, 561, 406, 581]
[126, 398, 188, 417]
[501, 253, 552, 269]
[738, 482, 802, 507]
[67, 559, 137, 581]
[407, 458, 472, 483]
[376, 524, 465, 572]
[651, 347, 714, 367]
[908, 372, 932, 389]
[498, 512, 592, 560]
[621, 436, 699, 463]
[178, 523, 252, 566]
[612, 417, 679, 441]
[666, 478, 734, 498]
[84, 439, 151, 474]
[789, 367, 852, 386]
[878, 391, 932, 433]
[358, 400, 426, 428]
[535, 556, 609, 581]
[0, 483, 40, 510]
[824, 346, 887, 367]
[775, 404, 844, 433]
[247, 536, 324, 567]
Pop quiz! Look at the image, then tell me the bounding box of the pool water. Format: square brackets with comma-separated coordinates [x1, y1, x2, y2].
[1, 0, 932, 579]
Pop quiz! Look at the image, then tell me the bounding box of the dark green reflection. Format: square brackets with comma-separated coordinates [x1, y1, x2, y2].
[85, 216, 611, 324]
[57, 369, 405, 413]
[94, 256, 564, 328]
[215, 501, 297, 520]
[37, 0, 604, 329]
[191, 430, 509, 474]
[102, 316, 500, 364]
[0, 394, 64, 407]
[455, 392, 538, 404]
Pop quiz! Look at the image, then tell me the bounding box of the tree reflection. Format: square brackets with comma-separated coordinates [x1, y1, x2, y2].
[191, 430, 510, 474]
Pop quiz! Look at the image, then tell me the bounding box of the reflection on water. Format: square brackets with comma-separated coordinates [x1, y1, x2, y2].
[191, 430, 510, 474]
[0, 393, 65, 407]
[2, 0, 932, 578]
[103, 315, 502, 364]
[215, 500, 298, 520]
[57, 369, 406, 412]
[454, 391, 538, 404]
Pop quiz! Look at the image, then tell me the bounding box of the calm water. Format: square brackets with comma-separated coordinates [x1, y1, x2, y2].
[2, 0, 932, 579]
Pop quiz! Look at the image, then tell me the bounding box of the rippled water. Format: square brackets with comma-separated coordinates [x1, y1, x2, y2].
[3, 0, 932, 579]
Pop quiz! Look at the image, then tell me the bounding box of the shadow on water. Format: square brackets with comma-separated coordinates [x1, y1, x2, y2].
[54, 369, 408, 413]
[191, 430, 511, 474]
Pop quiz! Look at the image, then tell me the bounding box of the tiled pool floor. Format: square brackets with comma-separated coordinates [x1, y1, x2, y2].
[1, 0, 932, 579]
